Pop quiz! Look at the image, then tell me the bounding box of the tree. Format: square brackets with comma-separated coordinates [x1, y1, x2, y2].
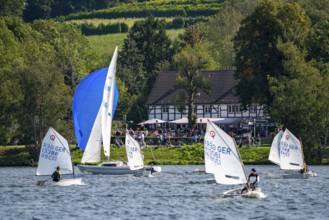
[119, 15, 174, 94]
[31, 20, 97, 88]
[0, 18, 22, 144]
[306, 20, 329, 64]
[174, 44, 211, 128]
[16, 40, 72, 159]
[118, 15, 174, 122]
[23, 0, 53, 22]
[269, 40, 327, 162]
[0, 18, 96, 160]
[233, 0, 311, 109]
[291, 0, 329, 25]
[205, 0, 262, 70]
[177, 23, 206, 49]
[0, 0, 25, 17]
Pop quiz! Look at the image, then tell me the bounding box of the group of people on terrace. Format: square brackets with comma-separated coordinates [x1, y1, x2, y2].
[113, 125, 262, 149]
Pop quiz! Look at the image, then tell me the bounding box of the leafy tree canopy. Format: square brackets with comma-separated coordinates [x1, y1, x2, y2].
[174, 44, 211, 128]
[233, 0, 311, 108]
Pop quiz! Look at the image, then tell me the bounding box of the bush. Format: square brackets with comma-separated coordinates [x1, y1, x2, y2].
[76, 22, 129, 35]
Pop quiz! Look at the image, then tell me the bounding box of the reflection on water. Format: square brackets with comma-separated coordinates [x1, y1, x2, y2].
[0, 165, 328, 220]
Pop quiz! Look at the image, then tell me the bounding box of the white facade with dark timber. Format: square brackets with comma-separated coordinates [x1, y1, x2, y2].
[146, 70, 266, 121]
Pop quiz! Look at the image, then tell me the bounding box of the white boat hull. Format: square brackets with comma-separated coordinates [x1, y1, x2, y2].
[78, 164, 161, 175]
[36, 178, 83, 186]
[78, 165, 135, 175]
[53, 178, 83, 186]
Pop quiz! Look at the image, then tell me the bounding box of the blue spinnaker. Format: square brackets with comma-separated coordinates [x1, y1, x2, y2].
[72, 68, 119, 151]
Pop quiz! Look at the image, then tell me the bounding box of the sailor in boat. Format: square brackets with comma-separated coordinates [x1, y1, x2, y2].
[241, 168, 259, 194]
[51, 166, 61, 182]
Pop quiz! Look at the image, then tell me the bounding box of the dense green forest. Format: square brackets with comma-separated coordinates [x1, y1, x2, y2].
[0, 0, 328, 164]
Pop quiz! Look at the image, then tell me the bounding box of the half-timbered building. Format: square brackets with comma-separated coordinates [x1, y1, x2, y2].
[146, 70, 266, 121]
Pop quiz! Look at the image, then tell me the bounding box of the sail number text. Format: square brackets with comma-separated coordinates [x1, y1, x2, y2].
[280, 142, 298, 157]
[40, 143, 66, 161]
[205, 140, 232, 166]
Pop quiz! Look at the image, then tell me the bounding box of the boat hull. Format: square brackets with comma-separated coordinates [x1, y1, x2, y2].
[53, 178, 83, 186]
[78, 164, 161, 175]
[78, 165, 136, 175]
[283, 173, 311, 179]
[206, 178, 216, 184]
[36, 178, 83, 186]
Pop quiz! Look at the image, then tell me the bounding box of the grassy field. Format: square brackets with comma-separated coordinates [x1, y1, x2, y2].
[87, 29, 185, 63]
[3, 144, 328, 166]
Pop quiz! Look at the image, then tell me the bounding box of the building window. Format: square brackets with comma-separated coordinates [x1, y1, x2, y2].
[228, 104, 240, 113]
[204, 105, 211, 113]
[162, 106, 169, 113]
[249, 104, 257, 113]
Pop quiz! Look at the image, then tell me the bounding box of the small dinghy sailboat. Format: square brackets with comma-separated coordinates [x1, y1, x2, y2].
[269, 128, 314, 179]
[204, 120, 265, 198]
[36, 127, 82, 186]
[125, 132, 156, 177]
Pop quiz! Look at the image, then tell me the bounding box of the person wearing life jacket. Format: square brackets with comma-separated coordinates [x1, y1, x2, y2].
[241, 168, 259, 194]
[51, 166, 61, 182]
[248, 168, 259, 189]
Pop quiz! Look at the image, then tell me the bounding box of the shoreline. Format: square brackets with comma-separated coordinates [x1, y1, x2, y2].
[1, 145, 328, 167]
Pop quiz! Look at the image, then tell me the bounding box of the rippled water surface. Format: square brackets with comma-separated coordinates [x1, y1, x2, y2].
[0, 165, 328, 220]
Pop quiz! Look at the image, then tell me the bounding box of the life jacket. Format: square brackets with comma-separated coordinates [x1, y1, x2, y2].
[52, 170, 61, 181]
[248, 173, 259, 184]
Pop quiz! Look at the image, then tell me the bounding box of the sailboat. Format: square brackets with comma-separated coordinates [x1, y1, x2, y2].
[268, 130, 283, 166]
[277, 129, 311, 179]
[73, 47, 134, 175]
[204, 120, 265, 198]
[36, 127, 82, 186]
[125, 132, 156, 177]
[204, 119, 220, 184]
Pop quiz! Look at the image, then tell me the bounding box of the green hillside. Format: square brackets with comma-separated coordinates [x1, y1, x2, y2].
[64, 0, 224, 20]
[87, 29, 184, 60]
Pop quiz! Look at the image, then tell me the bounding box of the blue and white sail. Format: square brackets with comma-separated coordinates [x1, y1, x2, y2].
[268, 130, 283, 166]
[102, 47, 118, 158]
[279, 129, 304, 170]
[205, 120, 247, 185]
[204, 120, 219, 174]
[125, 132, 144, 170]
[72, 48, 119, 163]
[37, 127, 73, 175]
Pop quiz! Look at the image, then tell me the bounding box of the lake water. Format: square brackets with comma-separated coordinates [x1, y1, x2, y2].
[0, 165, 328, 220]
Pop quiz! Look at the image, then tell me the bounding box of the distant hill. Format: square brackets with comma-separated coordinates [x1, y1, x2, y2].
[61, 0, 224, 36]
[63, 0, 224, 20]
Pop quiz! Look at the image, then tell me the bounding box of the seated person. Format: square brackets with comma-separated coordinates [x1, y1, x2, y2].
[51, 166, 61, 182]
[241, 168, 259, 194]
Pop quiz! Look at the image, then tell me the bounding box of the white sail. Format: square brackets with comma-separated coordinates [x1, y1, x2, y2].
[37, 127, 73, 175]
[125, 132, 144, 170]
[268, 130, 283, 166]
[205, 120, 247, 185]
[204, 121, 218, 174]
[279, 129, 304, 170]
[102, 46, 118, 158]
[81, 107, 102, 163]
